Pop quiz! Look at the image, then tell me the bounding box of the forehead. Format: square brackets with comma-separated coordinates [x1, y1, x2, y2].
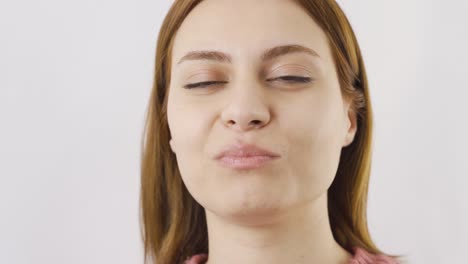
[171, 0, 332, 67]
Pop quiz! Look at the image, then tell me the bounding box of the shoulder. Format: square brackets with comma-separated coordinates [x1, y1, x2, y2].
[183, 253, 208, 264]
[184, 247, 399, 264]
[348, 246, 400, 264]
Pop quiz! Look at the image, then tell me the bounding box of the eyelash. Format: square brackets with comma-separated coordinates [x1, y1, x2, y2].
[183, 76, 313, 89]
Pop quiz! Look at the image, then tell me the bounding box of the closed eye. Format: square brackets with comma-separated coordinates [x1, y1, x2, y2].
[183, 76, 313, 89]
[183, 80, 228, 89]
[266, 75, 313, 83]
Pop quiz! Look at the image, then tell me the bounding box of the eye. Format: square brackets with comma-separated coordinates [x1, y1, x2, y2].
[183, 76, 313, 89]
[267, 75, 313, 84]
[183, 81, 228, 89]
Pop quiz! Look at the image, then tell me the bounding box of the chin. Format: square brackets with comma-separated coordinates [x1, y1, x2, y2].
[227, 208, 289, 227]
[210, 196, 292, 226]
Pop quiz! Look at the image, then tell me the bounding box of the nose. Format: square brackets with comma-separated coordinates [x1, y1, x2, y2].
[220, 80, 271, 132]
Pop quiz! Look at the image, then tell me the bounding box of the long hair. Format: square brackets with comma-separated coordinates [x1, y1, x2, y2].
[140, 1, 405, 263]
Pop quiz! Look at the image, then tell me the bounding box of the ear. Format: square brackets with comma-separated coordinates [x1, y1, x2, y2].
[169, 139, 176, 153]
[342, 104, 358, 148]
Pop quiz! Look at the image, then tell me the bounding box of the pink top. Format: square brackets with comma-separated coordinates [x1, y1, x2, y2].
[183, 246, 399, 264]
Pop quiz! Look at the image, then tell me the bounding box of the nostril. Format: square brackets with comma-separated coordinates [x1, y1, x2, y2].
[251, 120, 262, 126]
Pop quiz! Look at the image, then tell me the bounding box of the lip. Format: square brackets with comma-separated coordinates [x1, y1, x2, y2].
[214, 143, 280, 170]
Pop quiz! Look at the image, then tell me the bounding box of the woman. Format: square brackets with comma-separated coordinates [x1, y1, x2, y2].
[140, 0, 405, 263]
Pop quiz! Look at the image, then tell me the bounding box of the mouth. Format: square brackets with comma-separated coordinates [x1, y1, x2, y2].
[216, 155, 279, 170]
[214, 142, 281, 170]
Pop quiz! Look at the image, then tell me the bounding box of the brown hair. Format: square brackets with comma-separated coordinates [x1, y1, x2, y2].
[140, 0, 405, 263]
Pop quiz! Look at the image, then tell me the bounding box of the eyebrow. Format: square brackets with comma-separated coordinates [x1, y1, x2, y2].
[176, 44, 320, 65]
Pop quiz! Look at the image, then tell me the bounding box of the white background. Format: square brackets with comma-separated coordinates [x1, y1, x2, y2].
[1, 1, 467, 263]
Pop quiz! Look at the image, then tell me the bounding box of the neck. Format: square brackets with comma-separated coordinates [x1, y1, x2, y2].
[204, 193, 352, 264]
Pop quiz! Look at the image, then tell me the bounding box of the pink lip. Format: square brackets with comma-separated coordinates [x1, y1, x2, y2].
[214, 143, 280, 170]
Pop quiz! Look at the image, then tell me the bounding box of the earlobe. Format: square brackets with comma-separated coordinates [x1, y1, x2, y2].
[169, 139, 176, 153]
[343, 109, 358, 147]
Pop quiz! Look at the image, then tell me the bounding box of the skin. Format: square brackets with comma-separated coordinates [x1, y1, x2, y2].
[167, 0, 357, 263]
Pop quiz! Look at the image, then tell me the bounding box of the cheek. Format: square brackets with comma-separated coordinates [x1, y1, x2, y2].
[168, 96, 211, 151]
[169, 112, 210, 204]
[169, 113, 207, 167]
[167, 99, 215, 198]
[284, 94, 344, 190]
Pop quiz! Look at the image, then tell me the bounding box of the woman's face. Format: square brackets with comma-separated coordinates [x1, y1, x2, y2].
[167, 0, 357, 224]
